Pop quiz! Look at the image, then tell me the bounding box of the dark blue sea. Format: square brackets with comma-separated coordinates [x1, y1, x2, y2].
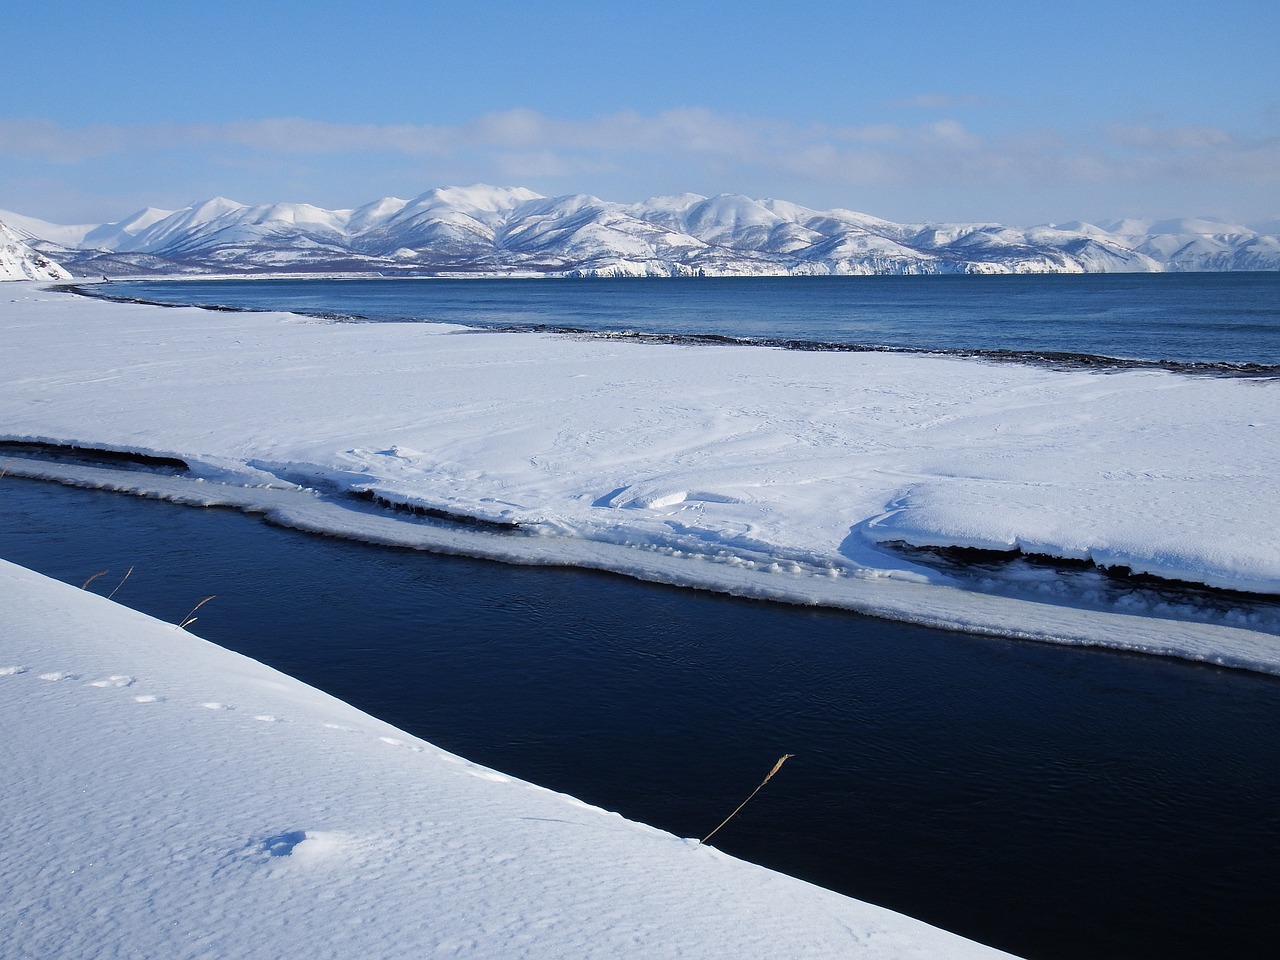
[13, 274, 1280, 959]
[99, 272, 1280, 370]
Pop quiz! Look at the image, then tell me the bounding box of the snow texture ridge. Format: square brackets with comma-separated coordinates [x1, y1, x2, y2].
[5, 186, 1277, 278]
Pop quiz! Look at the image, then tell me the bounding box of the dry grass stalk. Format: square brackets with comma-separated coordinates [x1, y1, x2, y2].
[700, 753, 795, 846]
[177, 595, 217, 630]
[107, 566, 134, 600]
[81, 570, 109, 590]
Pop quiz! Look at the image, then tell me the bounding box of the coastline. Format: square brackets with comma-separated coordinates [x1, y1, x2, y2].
[2, 281, 1278, 674]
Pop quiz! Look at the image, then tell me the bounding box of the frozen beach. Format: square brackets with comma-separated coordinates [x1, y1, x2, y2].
[1, 282, 1277, 672]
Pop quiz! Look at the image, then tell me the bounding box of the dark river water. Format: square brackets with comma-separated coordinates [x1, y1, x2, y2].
[3, 475, 1278, 960]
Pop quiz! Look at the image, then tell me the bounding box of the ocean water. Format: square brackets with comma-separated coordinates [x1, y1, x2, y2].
[3, 475, 1279, 960]
[99, 272, 1280, 370]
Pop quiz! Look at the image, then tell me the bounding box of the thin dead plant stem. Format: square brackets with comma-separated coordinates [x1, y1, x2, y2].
[107, 566, 134, 600]
[700, 753, 795, 846]
[177, 595, 216, 630]
[81, 570, 109, 590]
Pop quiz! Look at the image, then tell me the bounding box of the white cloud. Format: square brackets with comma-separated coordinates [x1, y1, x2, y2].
[0, 119, 133, 162]
[1107, 123, 1235, 152]
[0, 111, 987, 170]
[2, 109, 1275, 222]
[490, 150, 616, 180]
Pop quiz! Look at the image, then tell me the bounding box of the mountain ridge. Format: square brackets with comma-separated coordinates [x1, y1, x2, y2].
[0, 220, 72, 281]
[3, 185, 1277, 278]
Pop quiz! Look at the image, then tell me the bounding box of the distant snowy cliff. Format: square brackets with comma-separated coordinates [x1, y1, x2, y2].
[3, 186, 1277, 278]
[0, 219, 71, 281]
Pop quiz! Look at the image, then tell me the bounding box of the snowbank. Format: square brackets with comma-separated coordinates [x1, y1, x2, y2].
[1, 283, 1278, 673]
[0, 558, 1015, 959]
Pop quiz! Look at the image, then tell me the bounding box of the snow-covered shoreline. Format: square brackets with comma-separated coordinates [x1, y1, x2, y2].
[2, 282, 1278, 674]
[0, 557, 1018, 958]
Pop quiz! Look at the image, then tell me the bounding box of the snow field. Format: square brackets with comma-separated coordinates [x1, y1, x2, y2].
[1, 284, 1278, 672]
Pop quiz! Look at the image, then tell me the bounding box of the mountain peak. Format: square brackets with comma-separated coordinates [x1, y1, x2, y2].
[412, 184, 544, 213]
[5, 187, 1277, 277]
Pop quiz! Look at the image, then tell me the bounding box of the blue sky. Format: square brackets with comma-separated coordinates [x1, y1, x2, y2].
[3, 0, 1277, 225]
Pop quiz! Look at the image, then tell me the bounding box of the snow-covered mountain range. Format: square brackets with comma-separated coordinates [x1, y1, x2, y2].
[3, 185, 1278, 278]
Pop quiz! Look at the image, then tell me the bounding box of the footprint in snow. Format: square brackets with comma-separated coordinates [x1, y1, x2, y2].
[232, 830, 347, 866]
[38, 671, 79, 682]
[134, 694, 166, 704]
[1, 666, 27, 676]
[260, 830, 308, 858]
[253, 714, 281, 723]
[89, 675, 135, 688]
[201, 702, 234, 710]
